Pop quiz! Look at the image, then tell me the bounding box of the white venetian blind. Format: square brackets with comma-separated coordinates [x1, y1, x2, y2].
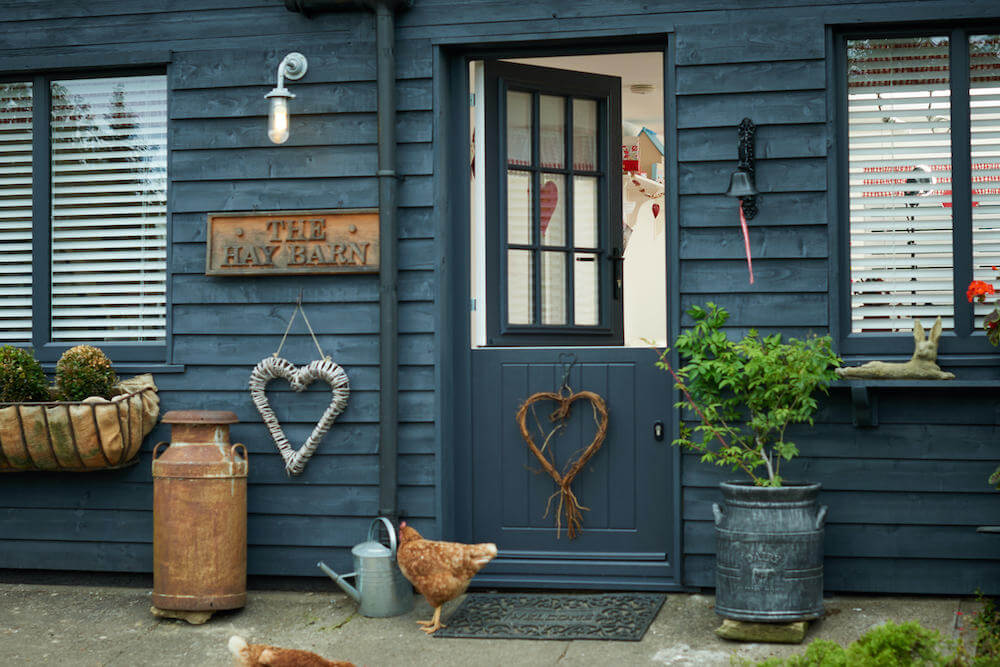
[970, 35, 1000, 327]
[50, 75, 167, 342]
[847, 37, 954, 332]
[0, 82, 33, 345]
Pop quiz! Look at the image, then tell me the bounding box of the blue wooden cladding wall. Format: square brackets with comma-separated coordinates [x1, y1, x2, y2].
[669, 8, 999, 595]
[0, 1, 437, 578]
[0, 0, 998, 594]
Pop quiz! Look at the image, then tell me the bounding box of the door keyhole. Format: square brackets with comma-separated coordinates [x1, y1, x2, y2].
[653, 420, 664, 441]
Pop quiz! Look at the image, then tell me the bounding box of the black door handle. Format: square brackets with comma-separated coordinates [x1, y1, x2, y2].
[609, 247, 624, 300]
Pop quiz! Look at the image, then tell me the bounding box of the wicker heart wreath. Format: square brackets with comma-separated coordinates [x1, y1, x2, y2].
[515, 389, 609, 539]
[250, 356, 350, 475]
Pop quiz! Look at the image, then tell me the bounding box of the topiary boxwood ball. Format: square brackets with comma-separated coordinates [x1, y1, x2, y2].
[55, 345, 118, 401]
[0, 346, 50, 403]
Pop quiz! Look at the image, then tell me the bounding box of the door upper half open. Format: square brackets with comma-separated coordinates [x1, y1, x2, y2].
[469, 52, 666, 348]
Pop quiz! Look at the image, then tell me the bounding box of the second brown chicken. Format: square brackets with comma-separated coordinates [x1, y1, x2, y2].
[395, 522, 498, 634]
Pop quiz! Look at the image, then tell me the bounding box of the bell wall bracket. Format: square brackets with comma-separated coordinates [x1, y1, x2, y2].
[737, 118, 758, 220]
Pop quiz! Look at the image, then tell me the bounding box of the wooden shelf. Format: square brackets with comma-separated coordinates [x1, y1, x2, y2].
[835, 379, 1000, 426]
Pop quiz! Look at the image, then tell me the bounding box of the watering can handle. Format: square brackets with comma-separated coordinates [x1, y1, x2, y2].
[369, 516, 398, 554]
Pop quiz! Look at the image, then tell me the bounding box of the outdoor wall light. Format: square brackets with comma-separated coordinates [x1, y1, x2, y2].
[266, 52, 308, 144]
[725, 117, 759, 219]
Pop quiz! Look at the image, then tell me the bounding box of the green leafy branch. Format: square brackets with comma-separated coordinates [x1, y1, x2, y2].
[656, 303, 841, 487]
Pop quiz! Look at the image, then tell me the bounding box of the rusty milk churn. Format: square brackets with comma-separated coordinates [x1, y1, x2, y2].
[152, 410, 247, 616]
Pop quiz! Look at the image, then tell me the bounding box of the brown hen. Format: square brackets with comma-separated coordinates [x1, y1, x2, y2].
[228, 635, 354, 667]
[396, 522, 498, 634]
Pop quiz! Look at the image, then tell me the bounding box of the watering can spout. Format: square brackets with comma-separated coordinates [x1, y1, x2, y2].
[317, 561, 360, 603]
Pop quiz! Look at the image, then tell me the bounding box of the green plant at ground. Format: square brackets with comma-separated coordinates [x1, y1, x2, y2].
[0, 346, 50, 403]
[752, 621, 960, 666]
[968, 592, 1000, 662]
[655, 303, 841, 486]
[849, 620, 955, 665]
[750, 612, 1000, 667]
[55, 345, 117, 401]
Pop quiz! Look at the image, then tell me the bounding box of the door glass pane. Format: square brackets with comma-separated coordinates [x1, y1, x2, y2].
[574, 252, 599, 326]
[573, 98, 597, 171]
[539, 95, 565, 169]
[970, 34, 1000, 328]
[507, 170, 532, 245]
[574, 176, 598, 248]
[540, 174, 565, 246]
[507, 90, 532, 167]
[846, 37, 953, 332]
[541, 251, 566, 325]
[507, 250, 533, 324]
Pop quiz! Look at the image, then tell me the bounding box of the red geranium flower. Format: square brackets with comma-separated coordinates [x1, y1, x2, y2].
[966, 280, 996, 303]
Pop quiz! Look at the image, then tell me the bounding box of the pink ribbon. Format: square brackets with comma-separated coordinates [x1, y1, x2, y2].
[739, 203, 754, 284]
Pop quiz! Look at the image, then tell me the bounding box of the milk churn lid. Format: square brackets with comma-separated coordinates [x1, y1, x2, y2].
[162, 410, 238, 424]
[353, 540, 391, 558]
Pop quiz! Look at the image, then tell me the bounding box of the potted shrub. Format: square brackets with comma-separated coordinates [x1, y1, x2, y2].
[0, 345, 159, 472]
[0, 346, 51, 404]
[54, 344, 119, 401]
[657, 303, 840, 623]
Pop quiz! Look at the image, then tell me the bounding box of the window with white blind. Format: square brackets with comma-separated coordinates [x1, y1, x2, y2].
[0, 82, 33, 344]
[0, 73, 166, 361]
[841, 31, 1000, 355]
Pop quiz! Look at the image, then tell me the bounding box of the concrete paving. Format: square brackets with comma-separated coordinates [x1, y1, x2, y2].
[0, 581, 975, 666]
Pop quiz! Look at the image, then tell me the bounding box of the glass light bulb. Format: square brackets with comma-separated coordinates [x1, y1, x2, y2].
[268, 96, 290, 144]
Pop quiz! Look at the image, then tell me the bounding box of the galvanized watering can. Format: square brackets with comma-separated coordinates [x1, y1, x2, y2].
[317, 517, 413, 618]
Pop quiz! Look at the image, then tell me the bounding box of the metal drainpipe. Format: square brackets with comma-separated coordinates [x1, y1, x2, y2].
[374, 0, 399, 525]
[284, 0, 408, 525]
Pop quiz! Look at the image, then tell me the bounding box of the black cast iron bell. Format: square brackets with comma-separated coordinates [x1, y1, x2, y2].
[725, 169, 759, 199]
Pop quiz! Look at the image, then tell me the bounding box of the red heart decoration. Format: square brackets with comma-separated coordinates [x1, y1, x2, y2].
[652, 203, 660, 218]
[540, 180, 559, 234]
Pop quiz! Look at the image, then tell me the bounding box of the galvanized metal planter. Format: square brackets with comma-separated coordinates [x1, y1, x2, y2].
[713, 481, 827, 622]
[0, 380, 159, 472]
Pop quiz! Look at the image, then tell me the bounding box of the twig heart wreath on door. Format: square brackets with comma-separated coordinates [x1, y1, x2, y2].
[514, 354, 609, 540]
[249, 296, 349, 475]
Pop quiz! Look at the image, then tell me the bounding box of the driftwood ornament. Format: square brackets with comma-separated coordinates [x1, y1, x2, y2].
[515, 389, 609, 539]
[836, 316, 955, 380]
[250, 356, 350, 475]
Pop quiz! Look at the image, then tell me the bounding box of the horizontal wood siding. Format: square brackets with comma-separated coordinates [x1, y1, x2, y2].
[681, 389, 1000, 594]
[0, 2, 436, 578]
[1, 0, 998, 594]
[671, 7, 999, 596]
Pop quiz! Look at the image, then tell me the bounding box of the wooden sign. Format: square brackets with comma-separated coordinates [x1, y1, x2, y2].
[206, 209, 379, 276]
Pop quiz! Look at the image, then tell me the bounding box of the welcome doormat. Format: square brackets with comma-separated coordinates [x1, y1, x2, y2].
[433, 592, 665, 641]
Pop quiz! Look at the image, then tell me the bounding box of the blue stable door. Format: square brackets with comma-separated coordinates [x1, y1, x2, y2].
[465, 61, 676, 589]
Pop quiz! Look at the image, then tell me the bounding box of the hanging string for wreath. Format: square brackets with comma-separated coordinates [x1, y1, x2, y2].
[249, 295, 350, 476]
[514, 361, 609, 540]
